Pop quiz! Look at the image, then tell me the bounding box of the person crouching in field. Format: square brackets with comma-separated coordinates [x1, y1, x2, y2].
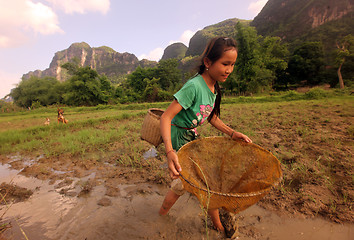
[158, 37, 252, 233]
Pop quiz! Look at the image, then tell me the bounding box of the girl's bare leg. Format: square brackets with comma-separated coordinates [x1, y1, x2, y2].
[208, 208, 224, 232]
[159, 190, 180, 215]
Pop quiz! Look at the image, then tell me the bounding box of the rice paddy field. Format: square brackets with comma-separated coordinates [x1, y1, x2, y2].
[0, 90, 353, 239]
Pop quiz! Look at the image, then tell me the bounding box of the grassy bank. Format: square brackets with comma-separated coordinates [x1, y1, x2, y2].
[0, 102, 166, 157]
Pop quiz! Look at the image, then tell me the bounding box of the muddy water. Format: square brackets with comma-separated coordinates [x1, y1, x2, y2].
[235, 206, 353, 240]
[0, 163, 352, 240]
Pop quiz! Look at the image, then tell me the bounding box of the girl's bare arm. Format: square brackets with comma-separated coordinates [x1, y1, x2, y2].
[160, 100, 183, 179]
[209, 115, 252, 143]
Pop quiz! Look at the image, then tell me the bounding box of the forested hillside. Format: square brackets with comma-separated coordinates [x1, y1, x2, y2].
[185, 18, 250, 57]
[251, 0, 353, 42]
[161, 43, 188, 60]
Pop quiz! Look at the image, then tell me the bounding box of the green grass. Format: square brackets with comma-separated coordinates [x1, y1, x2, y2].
[0, 110, 148, 156]
[222, 88, 353, 104]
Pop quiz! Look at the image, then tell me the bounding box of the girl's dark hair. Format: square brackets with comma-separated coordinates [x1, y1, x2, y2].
[197, 37, 237, 121]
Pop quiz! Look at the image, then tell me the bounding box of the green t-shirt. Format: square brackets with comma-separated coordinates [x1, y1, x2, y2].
[171, 74, 217, 150]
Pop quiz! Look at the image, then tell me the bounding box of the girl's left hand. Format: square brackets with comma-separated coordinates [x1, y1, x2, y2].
[231, 131, 252, 143]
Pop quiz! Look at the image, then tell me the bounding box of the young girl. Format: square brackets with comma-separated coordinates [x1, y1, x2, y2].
[158, 37, 252, 232]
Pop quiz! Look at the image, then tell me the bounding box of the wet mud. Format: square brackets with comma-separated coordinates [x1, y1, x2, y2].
[0, 157, 352, 240]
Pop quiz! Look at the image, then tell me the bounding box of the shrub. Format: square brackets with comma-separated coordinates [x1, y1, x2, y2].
[281, 90, 301, 100]
[304, 88, 329, 99]
[157, 90, 173, 101]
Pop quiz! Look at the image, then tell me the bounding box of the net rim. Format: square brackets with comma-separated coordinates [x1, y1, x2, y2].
[177, 136, 283, 198]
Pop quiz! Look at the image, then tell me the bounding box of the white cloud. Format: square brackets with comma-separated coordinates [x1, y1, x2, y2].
[46, 0, 110, 15]
[248, 0, 268, 15]
[0, 33, 29, 49]
[25, 0, 63, 34]
[0, 69, 21, 99]
[0, 0, 63, 48]
[138, 48, 164, 61]
[0, 0, 111, 48]
[169, 30, 197, 46]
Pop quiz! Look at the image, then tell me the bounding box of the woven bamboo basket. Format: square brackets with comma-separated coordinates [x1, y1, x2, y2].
[141, 108, 164, 146]
[178, 136, 282, 213]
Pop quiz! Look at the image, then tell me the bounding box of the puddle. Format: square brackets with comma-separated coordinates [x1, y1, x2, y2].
[0, 163, 19, 180]
[142, 147, 168, 169]
[50, 169, 72, 175]
[0, 162, 352, 240]
[8, 154, 43, 166]
[0, 176, 78, 240]
[143, 147, 158, 159]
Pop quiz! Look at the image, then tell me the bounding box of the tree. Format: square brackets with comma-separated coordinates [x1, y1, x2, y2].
[335, 34, 354, 88]
[142, 77, 160, 102]
[114, 85, 125, 98]
[155, 59, 182, 91]
[63, 66, 111, 106]
[142, 77, 173, 102]
[99, 74, 114, 102]
[234, 22, 261, 94]
[11, 76, 61, 108]
[126, 66, 155, 93]
[61, 57, 81, 75]
[261, 36, 289, 88]
[287, 42, 325, 85]
[123, 59, 181, 103]
[233, 23, 288, 94]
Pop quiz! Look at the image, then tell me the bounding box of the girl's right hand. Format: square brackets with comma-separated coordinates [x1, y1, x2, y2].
[167, 151, 182, 179]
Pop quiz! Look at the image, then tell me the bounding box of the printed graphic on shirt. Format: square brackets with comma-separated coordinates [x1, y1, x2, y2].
[196, 104, 213, 126]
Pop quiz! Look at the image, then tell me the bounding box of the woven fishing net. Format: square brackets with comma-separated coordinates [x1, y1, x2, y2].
[178, 136, 282, 213]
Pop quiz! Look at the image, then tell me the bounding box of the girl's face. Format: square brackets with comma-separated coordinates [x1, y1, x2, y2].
[205, 48, 237, 83]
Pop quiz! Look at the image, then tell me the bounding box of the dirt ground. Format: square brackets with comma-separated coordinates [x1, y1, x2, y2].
[0, 133, 353, 240]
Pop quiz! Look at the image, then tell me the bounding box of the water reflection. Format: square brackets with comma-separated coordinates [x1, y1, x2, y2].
[143, 147, 158, 159]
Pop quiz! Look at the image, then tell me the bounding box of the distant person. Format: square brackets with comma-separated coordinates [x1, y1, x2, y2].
[158, 37, 252, 233]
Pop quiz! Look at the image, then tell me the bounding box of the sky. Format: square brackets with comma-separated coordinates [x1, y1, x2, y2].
[0, 0, 268, 99]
